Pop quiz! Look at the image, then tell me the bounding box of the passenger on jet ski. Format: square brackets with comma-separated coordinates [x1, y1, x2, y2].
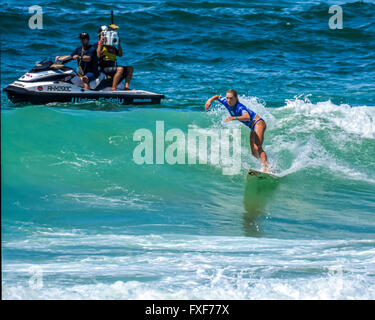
[96, 26, 134, 91]
[56, 32, 99, 90]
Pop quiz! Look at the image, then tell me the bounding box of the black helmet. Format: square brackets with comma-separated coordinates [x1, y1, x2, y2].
[79, 32, 89, 39]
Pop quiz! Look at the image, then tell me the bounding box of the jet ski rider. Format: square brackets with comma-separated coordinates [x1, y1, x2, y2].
[56, 32, 99, 90]
[96, 27, 134, 91]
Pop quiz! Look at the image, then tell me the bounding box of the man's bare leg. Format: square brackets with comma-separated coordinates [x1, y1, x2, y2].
[112, 67, 124, 91]
[82, 76, 90, 90]
[124, 66, 134, 90]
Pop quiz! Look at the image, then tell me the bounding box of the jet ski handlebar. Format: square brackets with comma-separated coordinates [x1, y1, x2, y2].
[55, 55, 73, 64]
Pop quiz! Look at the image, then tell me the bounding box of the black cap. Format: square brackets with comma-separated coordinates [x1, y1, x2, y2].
[79, 32, 89, 39]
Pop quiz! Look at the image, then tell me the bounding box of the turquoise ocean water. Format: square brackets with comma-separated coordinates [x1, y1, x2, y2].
[1, 0, 375, 299]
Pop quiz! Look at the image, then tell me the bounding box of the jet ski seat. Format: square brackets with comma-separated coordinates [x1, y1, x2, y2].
[89, 73, 106, 90]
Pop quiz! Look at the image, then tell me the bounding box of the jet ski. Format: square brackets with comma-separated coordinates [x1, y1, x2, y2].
[3, 57, 164, 106]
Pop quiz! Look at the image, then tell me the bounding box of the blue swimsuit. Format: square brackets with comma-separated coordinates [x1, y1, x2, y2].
[218, 96, 263, 131]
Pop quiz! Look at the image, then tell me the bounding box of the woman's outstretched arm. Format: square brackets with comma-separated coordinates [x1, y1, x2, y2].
[205, 95, 220, 111]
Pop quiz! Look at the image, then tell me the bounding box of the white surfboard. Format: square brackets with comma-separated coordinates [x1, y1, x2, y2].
[247, 169, 279, 180]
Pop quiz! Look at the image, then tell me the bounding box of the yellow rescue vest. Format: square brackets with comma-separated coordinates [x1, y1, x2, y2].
[101, 45, 117, 62]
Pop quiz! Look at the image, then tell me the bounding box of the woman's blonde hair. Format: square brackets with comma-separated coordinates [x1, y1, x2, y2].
[227, 89, 238, 97]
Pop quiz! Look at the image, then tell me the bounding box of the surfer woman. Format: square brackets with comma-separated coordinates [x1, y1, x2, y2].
[205, 89, 270, 172]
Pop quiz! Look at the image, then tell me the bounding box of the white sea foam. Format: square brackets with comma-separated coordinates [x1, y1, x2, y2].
[4, 274, 374, 300]
[3, 234, 375, 300]
[280, 95, 375, 139]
